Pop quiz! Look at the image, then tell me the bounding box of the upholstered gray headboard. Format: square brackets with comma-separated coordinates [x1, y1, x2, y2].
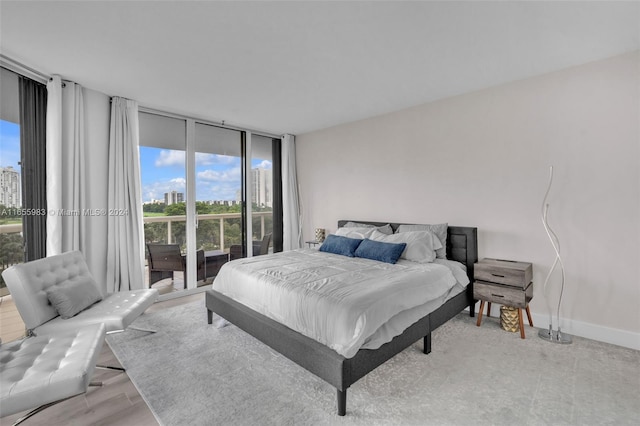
[337, 220, 478, 282]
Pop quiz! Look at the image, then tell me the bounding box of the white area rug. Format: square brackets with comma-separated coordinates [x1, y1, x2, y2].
[106, 300, 639, 426]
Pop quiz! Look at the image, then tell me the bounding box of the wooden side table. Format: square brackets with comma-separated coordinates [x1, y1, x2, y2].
[473, 258, 534, 339]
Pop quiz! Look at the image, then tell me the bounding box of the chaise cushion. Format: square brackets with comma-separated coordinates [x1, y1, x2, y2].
[46, 277, 103, 319]
[0, 323, 106, 417]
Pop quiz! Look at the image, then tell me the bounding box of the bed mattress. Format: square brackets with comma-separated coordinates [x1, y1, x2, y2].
[212, 249, 468, 358]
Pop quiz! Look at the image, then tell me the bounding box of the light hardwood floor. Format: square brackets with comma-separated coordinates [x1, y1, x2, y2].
[0, 292, 204, 425]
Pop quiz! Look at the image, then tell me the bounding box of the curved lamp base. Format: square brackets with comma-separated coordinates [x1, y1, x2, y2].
[538, 327, 573, 344]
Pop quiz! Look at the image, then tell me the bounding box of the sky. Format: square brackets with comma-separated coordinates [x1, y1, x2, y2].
[0, 120, 20, 170]
[140, 147, 272, 203]
[0, 119, 270, 204]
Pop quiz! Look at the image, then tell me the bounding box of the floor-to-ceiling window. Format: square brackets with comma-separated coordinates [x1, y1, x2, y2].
[0, 74, 22, 296]
[249, 134, 279, 252]
[139, 112, 190, 294]
[194, 122, 243, 253]
[0, 67, 47, 297]
[139, 110, 282, 297]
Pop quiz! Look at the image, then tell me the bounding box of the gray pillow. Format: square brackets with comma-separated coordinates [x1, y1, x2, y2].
[370, 229, 441, 263]
[396, 223, 448, 259]
[46, 277, 103, 319]
[344, 222, 393, 235]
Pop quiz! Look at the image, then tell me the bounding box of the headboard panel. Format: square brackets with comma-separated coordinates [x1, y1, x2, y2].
[337, 220, 478, 282]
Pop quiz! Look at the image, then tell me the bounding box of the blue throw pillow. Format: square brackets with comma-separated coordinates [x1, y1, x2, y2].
[319, 234, 363, 257]
[355, 238, 407, 264]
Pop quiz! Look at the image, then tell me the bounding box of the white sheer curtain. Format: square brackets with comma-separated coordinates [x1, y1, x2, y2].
[106, 97, 145, 292]
[282, 134, 302, 250]
[46, 75, 62, 255]
[45, 76, 86, 255]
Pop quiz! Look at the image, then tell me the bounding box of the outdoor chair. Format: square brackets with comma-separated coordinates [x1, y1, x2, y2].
[146, 243, 205, 289]
[229, 233, 272, 261]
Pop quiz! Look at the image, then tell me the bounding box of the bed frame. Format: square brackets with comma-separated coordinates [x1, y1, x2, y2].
[206, 220, 477, 416]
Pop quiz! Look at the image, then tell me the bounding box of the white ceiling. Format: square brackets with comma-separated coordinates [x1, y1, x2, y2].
[1, 1, 638, 135]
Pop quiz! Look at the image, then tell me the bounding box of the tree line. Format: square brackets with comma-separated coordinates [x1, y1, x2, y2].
[143, 201, 272, 252]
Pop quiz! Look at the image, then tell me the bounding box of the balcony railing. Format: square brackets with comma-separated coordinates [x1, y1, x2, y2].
[0, 211, 271, 251]
[0, 211, 272, 295]
[143, 211, 271, 250]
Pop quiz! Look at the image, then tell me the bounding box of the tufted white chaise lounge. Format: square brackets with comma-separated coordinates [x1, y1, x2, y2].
[2, 251, 158, 335]
[0, 323, 106, 422]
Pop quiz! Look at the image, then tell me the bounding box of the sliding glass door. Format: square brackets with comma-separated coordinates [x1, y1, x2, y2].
[194, 123, 243, 282]
[139, 113, 190, 293]
[0, 68, 22, 298]
[249, 135, 277, 256]
[139, 111, 281, 296]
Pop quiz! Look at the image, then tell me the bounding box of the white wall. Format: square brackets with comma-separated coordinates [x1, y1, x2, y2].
[296, 51, 640, 349]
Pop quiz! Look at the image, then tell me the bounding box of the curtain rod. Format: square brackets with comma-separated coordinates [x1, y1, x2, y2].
[1, 54, 286, 139]
[0, 54, 49, 83]
[0, 54, 69, 87]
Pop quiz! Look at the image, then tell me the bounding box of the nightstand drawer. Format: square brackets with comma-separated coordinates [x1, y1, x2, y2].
[473, 280, 532, 308]
[474, 258, 532, 289]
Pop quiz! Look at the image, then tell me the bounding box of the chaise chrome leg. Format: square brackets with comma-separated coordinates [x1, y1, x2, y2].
[96, 365, 126, 372]
[106, 325, 156, 335]
[11, 396, 74, 426]
[90, 364, 126, 386]
[128, 325, 156, 333]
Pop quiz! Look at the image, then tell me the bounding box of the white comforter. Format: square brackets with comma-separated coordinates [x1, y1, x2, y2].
[212, 249, 468, 358]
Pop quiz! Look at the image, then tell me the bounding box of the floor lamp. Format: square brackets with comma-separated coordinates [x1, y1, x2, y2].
[538, 166, 572, 344]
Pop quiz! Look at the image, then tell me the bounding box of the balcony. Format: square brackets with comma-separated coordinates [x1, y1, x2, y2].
[0, 211, 272, 296]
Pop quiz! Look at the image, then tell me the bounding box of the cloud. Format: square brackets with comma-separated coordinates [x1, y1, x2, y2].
[155, 150, 185, 167]
[0, 123, 21, 169]
[196, 153, 238, 166]
[255, 160, 272, 170]
[197, 167, 242, 182]
[198, 182, 240, 202]
[141, 178, 186, 202]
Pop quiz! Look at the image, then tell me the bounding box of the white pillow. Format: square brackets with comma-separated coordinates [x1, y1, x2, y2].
[370, 229, 442, 263]
[396, 223, 448, 259]
[335, 226, 376, 239]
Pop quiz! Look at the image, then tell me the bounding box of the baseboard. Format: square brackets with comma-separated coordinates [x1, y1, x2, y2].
[529, 311, 640, 351]
[466, 305, 640, 351]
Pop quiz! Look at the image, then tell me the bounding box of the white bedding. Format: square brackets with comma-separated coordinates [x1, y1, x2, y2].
[212, 249, 469, 358]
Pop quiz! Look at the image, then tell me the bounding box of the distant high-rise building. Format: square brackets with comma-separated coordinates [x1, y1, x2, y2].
[0, 166, 21, 208]
[164, 191, 184, 205]
[251, 167, 272, 208]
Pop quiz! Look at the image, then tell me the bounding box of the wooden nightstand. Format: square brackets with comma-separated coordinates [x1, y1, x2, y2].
[473, 258, 534, 339]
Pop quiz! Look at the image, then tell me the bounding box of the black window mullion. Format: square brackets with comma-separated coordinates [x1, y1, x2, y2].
[240, 131, 247, 258]
[18, 76, 47, 261]
[271, 138, 283, 253]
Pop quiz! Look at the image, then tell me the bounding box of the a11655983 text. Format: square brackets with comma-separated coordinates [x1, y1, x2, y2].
[1, 208, 129, 217]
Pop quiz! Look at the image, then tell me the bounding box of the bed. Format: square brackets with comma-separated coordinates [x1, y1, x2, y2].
[206, 220, 477, 416]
